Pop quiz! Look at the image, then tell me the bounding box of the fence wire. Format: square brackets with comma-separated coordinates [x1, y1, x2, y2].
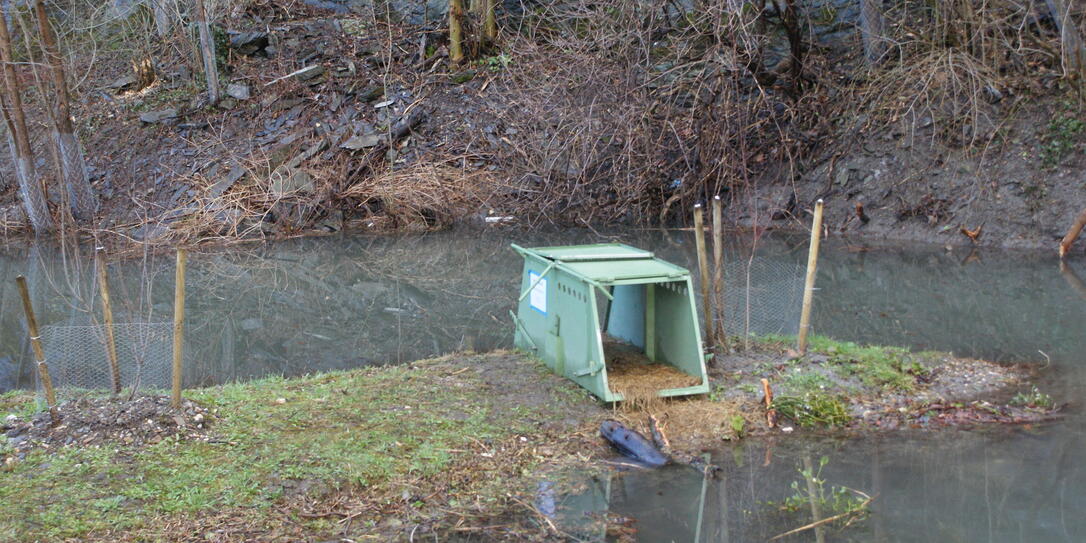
[38, 322, 174, 401]
[706, 256, 806, 339]
[55, 131, 100, 221]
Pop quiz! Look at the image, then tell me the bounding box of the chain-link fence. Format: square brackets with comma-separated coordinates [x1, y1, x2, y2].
[38, 321, 174, 401]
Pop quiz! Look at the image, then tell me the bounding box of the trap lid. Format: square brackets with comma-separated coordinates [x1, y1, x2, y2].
[514, 243, 688, 284]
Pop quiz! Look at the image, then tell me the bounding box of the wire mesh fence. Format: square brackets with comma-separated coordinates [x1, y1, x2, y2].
[705, 255, 806, 341]
[38, 321, 174, 402]
[55, 131, 100, 221]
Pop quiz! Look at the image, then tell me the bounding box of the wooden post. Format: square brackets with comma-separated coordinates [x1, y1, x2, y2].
[171, 248, 187, 408]
[693, 204, 715, 347]
[761, 377, 777, 428]
[95, 248, 122, 394]
[797, 199, 824, 354]
[712, 195, 727, 353]
[16, 275, 57, 417]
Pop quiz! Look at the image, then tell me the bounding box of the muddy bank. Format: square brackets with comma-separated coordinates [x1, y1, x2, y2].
[0, 340, 1055, 541]
[0, 0, 1081, 253]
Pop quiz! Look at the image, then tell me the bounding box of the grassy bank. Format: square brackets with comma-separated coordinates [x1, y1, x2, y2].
[0, 338, 1051, 541]
[0, 353, 604, 542]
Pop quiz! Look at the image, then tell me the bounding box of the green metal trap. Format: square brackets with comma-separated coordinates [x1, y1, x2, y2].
[511, 243, 710, 402]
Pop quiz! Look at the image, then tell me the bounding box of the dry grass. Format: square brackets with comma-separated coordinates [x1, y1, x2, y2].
[603, 337, 701, 410]
[340, 162, 499, 228]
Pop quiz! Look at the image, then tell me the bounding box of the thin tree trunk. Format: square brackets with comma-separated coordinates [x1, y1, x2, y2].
[153, 0, 175, 38]
[859, 0, 886, 65]
[34, 0, 97, 221]
[0, 9, 52, 232]
[483, 0, 497, 41]
[449, 0, 464, 65]
[1045, 0, 1086, 79]
[195, 0, 219, 105]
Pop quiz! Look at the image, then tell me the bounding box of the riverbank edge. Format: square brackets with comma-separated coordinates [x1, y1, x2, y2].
[0, 338, 1054, 541]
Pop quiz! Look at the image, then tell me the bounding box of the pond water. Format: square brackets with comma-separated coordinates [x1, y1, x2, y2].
[1, 228, 1084, 541]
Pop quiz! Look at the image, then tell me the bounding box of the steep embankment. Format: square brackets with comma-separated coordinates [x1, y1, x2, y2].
[0, 0, 1081, 250]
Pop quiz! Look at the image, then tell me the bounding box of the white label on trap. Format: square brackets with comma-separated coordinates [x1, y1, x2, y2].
[529, 272, 547, 314]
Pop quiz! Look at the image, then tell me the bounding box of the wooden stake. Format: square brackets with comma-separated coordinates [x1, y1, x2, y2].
[171, 248, 187, 408]
[95, 248, 122, 394]
[761, 378, 777, 428]
[797, 199, 824, 354]
[1059, 206, 1086, 259]
[693, 204, 714, 347]
[16, 275, 57, 417]
[712, 195, 727, 352]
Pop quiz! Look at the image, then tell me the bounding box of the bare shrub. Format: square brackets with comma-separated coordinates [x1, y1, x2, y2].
[488, 0, 806, 223]
[862, 0, 1071, 147]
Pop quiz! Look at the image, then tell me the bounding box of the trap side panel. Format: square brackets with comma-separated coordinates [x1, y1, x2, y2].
[552, 269, 597, 382]
[514, 257, 609, 398]
[605, 284, 645, 349]
[654, 279, 708, 391]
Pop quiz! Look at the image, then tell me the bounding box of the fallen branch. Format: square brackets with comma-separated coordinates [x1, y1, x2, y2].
[1059, 207, 1086, 258]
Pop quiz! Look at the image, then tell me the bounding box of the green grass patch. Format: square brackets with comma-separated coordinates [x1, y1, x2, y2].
[0, 358, 549, 541]
[755, 334, 933, 392]
[772, 393, 851, 428]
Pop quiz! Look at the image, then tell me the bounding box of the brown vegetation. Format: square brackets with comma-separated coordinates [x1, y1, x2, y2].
[0, 0, 1079, 248]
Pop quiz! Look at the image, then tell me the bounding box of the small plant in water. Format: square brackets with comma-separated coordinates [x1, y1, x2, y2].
[1010, 386, 1054, 409]
[779, 457, 869, 516]
[729, 414, 746, 439]
[761, 456, 870, 536]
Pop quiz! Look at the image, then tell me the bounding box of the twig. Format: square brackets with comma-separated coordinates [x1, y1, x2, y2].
[768, 495, 875, 541]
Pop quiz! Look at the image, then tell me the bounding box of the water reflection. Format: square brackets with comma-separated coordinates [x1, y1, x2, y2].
[2, 229, 1086, 540]
[558, 428, 1085, 542]
[2, 231, 1085, 391]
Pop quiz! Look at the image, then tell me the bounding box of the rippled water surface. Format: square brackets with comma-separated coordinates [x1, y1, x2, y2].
[1, 228, 1084, 541]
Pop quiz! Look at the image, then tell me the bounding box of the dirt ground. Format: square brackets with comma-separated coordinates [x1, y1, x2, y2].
[0, 345, 1059, 541]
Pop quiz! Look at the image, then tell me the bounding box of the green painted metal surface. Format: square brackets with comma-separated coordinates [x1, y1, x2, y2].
[511, 243, 710, 402]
